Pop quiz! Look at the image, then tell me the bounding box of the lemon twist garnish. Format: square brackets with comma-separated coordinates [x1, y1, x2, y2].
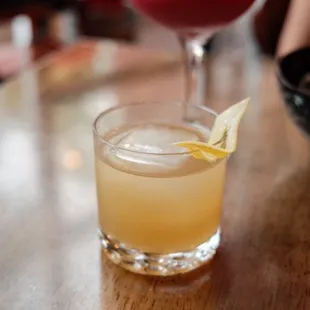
[174, 98, 249, 162]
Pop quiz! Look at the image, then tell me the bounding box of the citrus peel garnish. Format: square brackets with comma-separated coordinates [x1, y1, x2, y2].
[174, 98, 249, 161]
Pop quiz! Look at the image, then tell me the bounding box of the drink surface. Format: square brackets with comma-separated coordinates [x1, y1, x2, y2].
[95, 123, 226, 253]
[130, 0, 255, 31]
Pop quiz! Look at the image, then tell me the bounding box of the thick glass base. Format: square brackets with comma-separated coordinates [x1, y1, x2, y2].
[99, 229, 221, 276]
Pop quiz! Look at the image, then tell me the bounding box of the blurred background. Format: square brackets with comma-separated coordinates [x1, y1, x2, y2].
[0, 0, 291, 82]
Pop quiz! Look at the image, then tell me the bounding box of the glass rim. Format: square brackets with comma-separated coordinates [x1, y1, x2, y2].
[92, 101, 218, 157]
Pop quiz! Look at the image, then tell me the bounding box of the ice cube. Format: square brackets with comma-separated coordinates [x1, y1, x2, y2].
[106, 123, 207, 176]
[112, 124, 202, 154]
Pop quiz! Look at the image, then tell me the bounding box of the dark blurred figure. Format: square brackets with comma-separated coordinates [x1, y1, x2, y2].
[254, 0, 291, 57]
[254, 0, 310, 58]
[76, 0, 137, 41]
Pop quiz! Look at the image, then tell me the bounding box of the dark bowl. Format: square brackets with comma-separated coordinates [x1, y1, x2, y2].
[277, 47, 310, 137]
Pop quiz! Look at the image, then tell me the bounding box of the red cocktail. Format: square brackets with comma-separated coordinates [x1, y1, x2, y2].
[130, 0, 255, 107]
[131, 0, 254, 32]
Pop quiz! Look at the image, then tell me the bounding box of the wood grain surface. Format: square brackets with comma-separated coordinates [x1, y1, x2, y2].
[0, 37, 310, 310]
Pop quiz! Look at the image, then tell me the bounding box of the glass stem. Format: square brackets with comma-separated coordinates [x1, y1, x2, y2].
[179, 36, 209, 119]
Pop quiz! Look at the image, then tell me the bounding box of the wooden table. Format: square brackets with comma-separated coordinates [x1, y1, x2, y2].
[0, 38, 310, 310]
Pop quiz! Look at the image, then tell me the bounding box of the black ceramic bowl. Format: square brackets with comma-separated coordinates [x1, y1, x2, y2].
[278, 47, 310, 137]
